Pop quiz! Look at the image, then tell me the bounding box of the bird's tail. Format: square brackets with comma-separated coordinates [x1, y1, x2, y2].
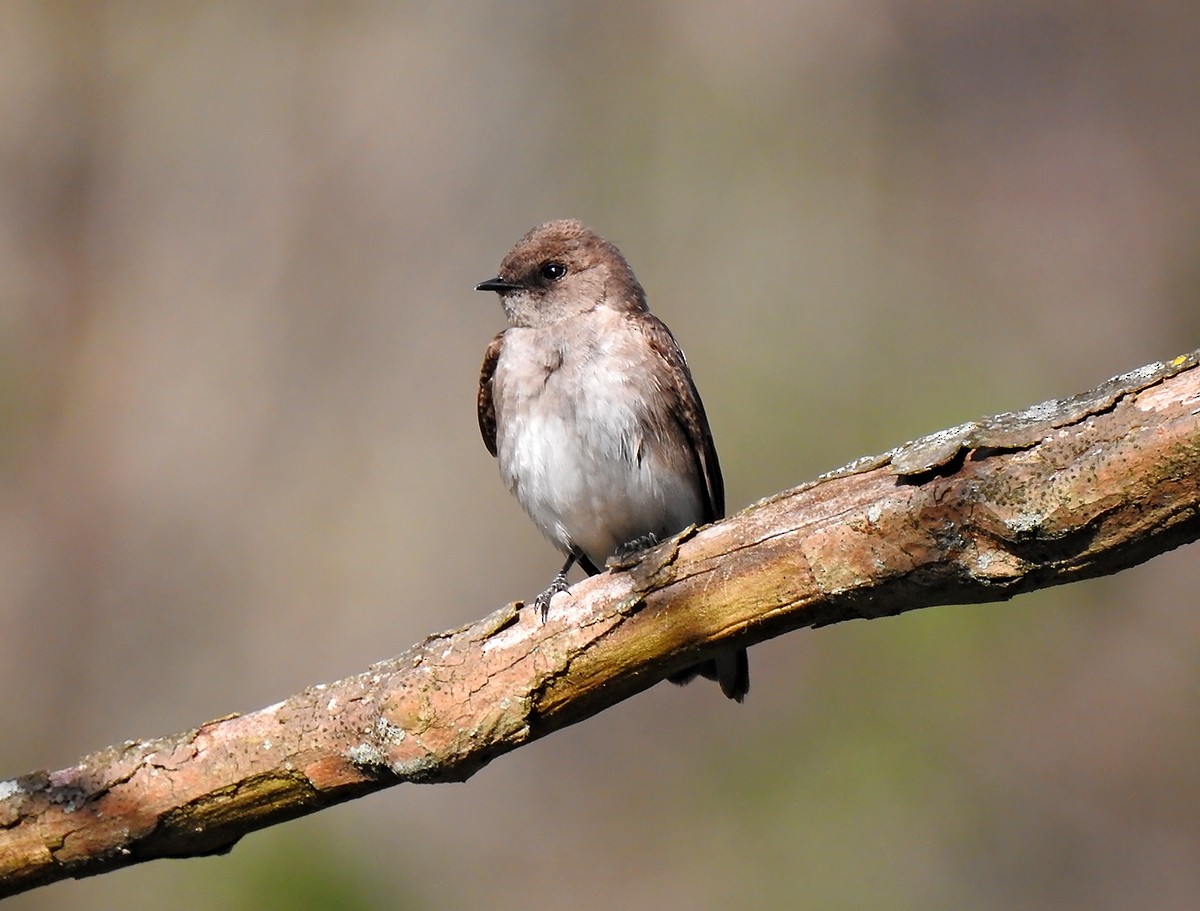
[668, 648, 750, 702]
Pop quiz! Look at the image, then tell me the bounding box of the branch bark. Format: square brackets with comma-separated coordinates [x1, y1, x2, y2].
[4, 351, 1200, 897]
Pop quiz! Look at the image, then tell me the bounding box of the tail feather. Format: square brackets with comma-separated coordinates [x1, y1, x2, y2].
[668, 648, 750, 703]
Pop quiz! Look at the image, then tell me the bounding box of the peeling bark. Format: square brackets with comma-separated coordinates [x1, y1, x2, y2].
[3, 350, 1199, 898]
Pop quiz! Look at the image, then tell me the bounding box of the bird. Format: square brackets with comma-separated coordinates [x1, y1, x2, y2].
[475, 219, 749, 701]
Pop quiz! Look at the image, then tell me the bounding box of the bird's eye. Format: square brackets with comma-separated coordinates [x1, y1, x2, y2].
[539, 262, 567, 282]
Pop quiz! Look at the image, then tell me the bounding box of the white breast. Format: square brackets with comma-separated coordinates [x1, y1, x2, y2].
[492, 320, 703, 568]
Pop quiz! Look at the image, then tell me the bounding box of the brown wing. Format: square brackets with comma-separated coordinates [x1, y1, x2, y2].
[477, 332, 506, 457]
[638, 313, 725, 522]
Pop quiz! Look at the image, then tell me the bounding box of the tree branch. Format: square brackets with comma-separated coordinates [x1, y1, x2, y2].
[4, 351, 1200, 897]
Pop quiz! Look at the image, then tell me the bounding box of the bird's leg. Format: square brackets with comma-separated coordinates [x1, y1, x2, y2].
[533, 552, 579, 622]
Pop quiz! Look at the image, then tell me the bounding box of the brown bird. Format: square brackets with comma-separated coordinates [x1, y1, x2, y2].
[475, 219, 749, 701]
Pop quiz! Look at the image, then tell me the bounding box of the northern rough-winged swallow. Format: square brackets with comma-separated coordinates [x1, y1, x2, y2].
[475, 219, 749, 702]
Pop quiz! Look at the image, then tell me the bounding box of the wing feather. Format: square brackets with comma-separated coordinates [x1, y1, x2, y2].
[477, 332, 506, 457]
[636, 314, 724, 522]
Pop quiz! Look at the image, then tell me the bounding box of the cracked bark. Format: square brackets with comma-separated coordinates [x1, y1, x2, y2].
[3, 350, 1200, 898]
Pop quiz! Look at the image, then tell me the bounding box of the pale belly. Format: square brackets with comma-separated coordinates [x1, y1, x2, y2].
[493, 336, 703, 568]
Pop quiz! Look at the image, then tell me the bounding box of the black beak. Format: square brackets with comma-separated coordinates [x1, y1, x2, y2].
[475, 277, 520, 294]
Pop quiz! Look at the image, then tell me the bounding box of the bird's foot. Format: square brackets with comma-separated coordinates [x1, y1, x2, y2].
[532, 571, 571, 622]
[614, 532, 661, 561]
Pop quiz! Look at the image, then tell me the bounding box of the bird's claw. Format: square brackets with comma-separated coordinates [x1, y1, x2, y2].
[614, 532, 660, 561]
[533, 571, 571, 622]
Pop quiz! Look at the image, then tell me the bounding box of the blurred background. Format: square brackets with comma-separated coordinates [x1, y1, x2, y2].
[2, 2, 1199, 909]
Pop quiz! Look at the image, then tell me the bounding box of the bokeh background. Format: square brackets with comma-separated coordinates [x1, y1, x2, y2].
[3, 2, 1199, 909]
